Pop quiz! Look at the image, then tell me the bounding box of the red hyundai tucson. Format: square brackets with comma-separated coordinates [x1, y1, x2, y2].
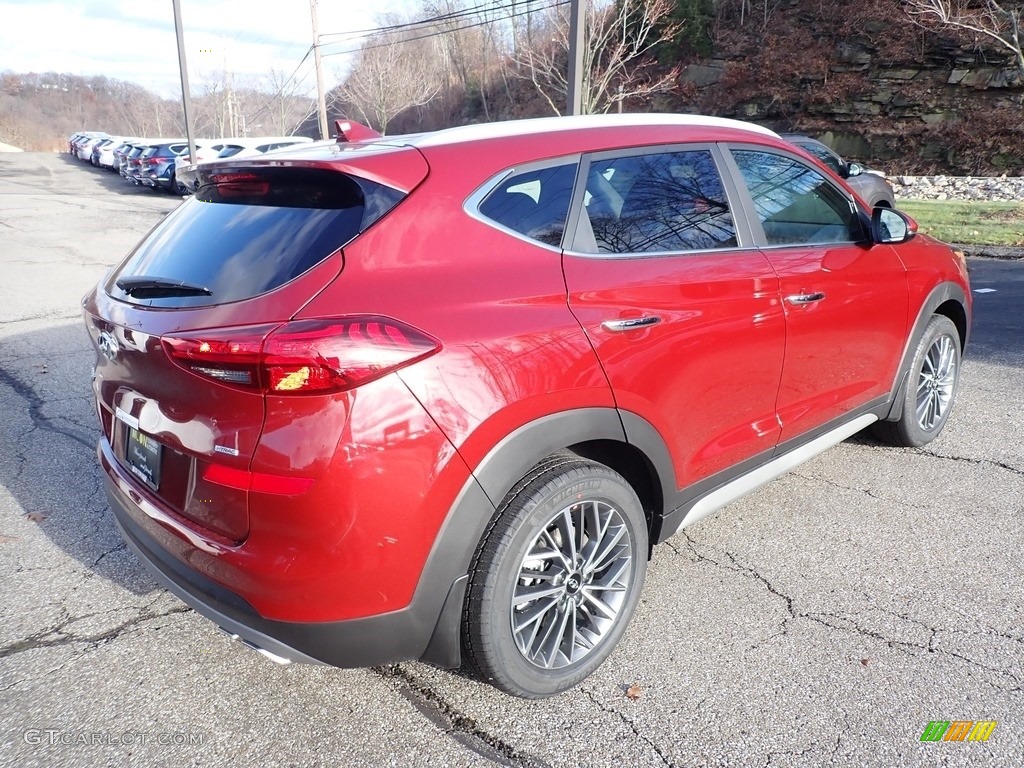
[83, 114, 970, 697]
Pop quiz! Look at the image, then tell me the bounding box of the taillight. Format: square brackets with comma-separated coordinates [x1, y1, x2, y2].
[161, 317, 440, 394]
[146, 157, 161, 166]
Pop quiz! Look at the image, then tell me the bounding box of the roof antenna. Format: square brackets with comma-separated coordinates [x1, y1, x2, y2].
[335, 119, 383, 143]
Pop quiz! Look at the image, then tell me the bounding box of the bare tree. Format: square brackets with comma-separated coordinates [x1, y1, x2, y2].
[334, 31, 442, 134]
[905, 0, 1024, 79]
[518, 0, 682, 115]
[260, 69, 316, 135]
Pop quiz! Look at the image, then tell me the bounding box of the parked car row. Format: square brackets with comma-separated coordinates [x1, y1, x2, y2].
[66, 131, 316, 195]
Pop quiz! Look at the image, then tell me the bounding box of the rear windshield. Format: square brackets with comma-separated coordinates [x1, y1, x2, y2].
[107, 167, 404, 308]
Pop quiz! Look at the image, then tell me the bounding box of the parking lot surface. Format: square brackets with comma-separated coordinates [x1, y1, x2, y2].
[1, 152, 1021, 767]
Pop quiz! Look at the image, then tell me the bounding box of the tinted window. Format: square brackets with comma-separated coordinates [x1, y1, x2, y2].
[732, 150, 863, 246]
[581, 150, 736, 254]
[108, 168, 404, 308]
[478, 162, 577, 247]
[218, 145, 245, 158]
[797, 141, 844, 176]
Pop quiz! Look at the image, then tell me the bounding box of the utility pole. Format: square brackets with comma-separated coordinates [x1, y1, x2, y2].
[222, 36, 236, 136]
[567, 0, 585, 116]
[310, 0, 329, 140]
[171, 0, 196, 161]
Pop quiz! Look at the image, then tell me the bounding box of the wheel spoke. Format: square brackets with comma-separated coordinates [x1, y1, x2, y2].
[555, 508, 578, 565]
[537, 602, 570, 667]
[541, 529, 573, 570]
[588, 525, 627, 574]
[581, 590, 618, 621]
[590, 556, 630, 590]
[512, 583, 564, 606]
[513, 596, 559, 634]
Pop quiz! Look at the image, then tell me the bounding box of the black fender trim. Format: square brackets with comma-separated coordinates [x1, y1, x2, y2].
[884, 281, 969, 421]
[472, 408, 627, 506]
[420, 408, 643, 665]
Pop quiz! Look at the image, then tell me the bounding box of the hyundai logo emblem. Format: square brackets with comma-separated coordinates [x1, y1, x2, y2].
[97, 330, 119, 361]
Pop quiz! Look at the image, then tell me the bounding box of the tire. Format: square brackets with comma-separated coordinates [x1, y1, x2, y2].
[463, 456, 648, 698]
[874, 314, 961, 447]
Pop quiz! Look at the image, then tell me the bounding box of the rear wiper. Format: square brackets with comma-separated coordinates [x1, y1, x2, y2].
[116, 276, 212, 298]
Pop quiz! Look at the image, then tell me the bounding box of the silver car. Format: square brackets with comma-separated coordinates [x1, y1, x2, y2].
[782, 134, 896, 208]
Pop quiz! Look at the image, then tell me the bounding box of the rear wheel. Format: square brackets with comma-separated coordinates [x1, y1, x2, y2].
[875, 314, 961, 447]
[463, 456, 648, 698]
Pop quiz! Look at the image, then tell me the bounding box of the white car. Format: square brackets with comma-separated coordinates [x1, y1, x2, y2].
[76, 135, 108, 161]
[214, 136, 314, 160]
[95, 137, 128, 169]
[174, 136, 315, 193]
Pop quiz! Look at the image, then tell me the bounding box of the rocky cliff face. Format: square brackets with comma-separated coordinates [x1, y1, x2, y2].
[678, 1, 1023, 175]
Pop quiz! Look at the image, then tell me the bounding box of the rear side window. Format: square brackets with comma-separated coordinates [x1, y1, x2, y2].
[108, 168, 404, 308]
[477, 162, 577, 247]
[732, 150, 863, 246]
[579, 149, 737, 254]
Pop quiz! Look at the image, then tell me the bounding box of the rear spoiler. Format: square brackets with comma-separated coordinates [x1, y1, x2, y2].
[335, 120, 382, 143]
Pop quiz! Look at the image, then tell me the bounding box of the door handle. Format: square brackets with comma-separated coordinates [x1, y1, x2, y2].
[785, 292, 826, 305]
[601, 316, 661, 332]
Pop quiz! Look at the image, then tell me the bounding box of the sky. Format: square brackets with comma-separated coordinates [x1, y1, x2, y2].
[0, 0, 412, 97]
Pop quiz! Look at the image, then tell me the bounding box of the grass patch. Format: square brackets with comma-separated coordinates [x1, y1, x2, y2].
[896, 200, 1024, 246]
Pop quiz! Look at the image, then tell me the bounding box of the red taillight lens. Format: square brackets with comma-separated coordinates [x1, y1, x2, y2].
[161, 317, 439, 394]
[146, 157, 161, 165]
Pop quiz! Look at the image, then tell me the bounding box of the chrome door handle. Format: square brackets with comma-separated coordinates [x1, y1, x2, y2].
[601, 316, 661, 332]
[786, 292, 826, 305]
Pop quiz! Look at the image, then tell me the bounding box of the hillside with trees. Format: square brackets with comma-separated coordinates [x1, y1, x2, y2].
[3, 0, 1022, 174]
[0, 71, 317, 151]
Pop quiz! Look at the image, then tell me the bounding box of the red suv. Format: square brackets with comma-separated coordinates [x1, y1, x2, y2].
[84, 115, 970, 698]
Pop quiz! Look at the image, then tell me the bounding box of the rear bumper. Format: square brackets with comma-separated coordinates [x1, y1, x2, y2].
[106, 473, 455, 667]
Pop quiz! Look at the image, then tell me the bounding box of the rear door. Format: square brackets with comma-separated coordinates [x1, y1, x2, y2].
[562, 145, 786, 487]
[723, 146, 909, 442]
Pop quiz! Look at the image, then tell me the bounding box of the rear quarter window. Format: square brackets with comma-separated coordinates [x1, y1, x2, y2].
[476, 162, 578, 247]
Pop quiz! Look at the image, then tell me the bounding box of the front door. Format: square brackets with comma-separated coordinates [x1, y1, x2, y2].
[726, 147, 909, 442]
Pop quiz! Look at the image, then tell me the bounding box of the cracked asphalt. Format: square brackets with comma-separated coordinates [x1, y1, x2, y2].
[1, 152, 1021, 767]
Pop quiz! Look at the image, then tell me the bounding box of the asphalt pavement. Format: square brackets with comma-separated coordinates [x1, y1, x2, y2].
[0, 152, 1021, 767]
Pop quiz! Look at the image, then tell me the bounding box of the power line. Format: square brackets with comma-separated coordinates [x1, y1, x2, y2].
[321, 0, 565, 59]
[238, 0, 559, 132]
[318, 0, 545, 41]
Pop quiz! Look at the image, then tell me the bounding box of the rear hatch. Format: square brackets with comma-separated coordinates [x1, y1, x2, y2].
[85, 148, 428, 541]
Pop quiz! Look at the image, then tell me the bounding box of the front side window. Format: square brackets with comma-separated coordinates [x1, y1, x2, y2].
[477, 162, 578, 247]
[732, 150, 864, 246]
[798, 142, 845, 176]
[579, 149, 737, 254]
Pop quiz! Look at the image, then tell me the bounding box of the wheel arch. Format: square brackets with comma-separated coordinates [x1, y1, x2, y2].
[885, 281, 969, 422]
[420, 408, 678, 667]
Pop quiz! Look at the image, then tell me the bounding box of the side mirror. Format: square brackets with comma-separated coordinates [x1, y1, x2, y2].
[847, 162, 864, 178]
[872, 207, 917, 244]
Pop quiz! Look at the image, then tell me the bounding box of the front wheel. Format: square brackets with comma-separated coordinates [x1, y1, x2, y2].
[463, 456, 648, 698]
[875, 314, 961, 447]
